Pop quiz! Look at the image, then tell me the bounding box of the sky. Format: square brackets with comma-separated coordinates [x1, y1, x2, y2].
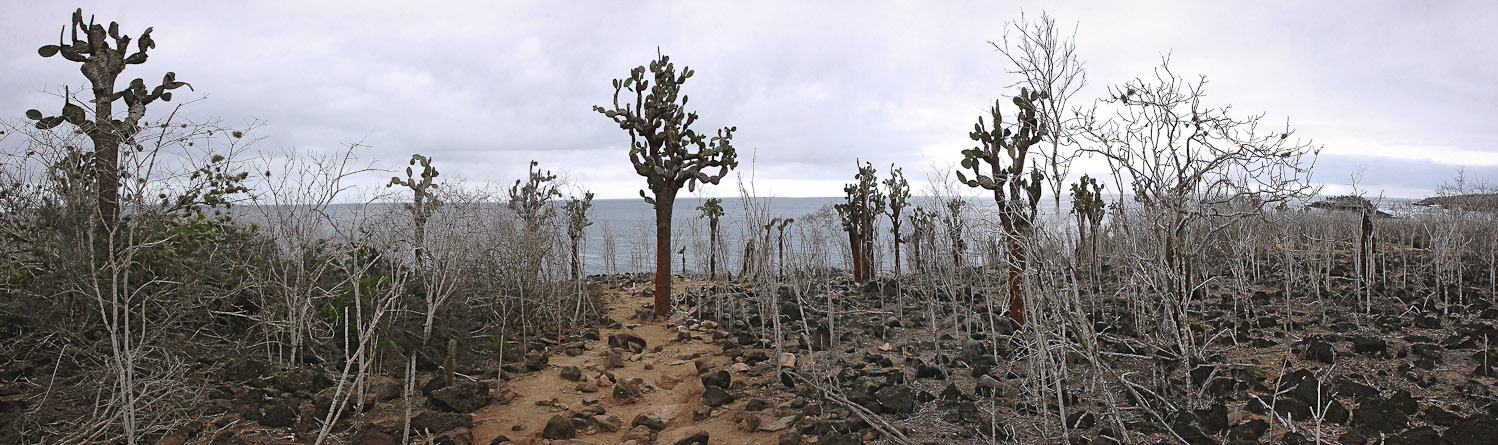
[1, 0, 1495, 200]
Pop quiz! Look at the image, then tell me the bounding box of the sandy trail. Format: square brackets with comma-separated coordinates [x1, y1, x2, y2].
[471, 282, 784, 444]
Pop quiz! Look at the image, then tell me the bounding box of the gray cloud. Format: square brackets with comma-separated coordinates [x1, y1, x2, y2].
[2, 0, 1494, 199]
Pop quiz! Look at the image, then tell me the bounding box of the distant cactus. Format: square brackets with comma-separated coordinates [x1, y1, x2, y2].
[1070, 174, 1104, 268]
[564, 192, 594, 281]
[594, 52, 738, 317]
[26, 8, 192, 236]
[883, 165, 911, 275]
[956, 88, 1048, 327]
[835, 161, 885, 283]
[387, 154, 441, 267]
[696, 198, 724, 280]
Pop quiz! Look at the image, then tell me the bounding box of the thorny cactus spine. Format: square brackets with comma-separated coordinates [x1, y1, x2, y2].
[27, 8, 192, 236]
[956, 87, 1048, 327]
[594, 52, 738, 317]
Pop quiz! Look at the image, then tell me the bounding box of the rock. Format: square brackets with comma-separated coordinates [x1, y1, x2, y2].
[656, 426, 709, 445]
[559, 366, 581, 381]
[730, 362, 751, 373]
[542, 414, 576, 440]
[743, 398, 769, 411]
[594, 414, 622, 433]
[365, 375, 402, 402]
[349, 429, 400, 445]
[975, 374, 1008, 397]
[576, 382, 599, 393]
[486, 436, 510, 445]
[915, 361, 944, 379]
[1353, 397, 1410, 433]
[632, 411, 669, 431]
[261, 402, 297, 428]
[1324, 399, 1350, 424]
[732, 411, 761, 431]
[613, 380, 642, 404]
[432, 427, 472, 445]
[1352, 336, 1387, 356]
[693, 356, 730, 374]
[1168, 415, 1213, 445]
[1195, 402, 1227, 433]
[702, 385, 734, 407]
[523, 353, 549, 372]
[874, 384, 916, 414]
[700, 370, 731, 390]
[412, 410, 474, 434]
[780, 353, 797, 368]
[1066, 411, 1096, 429]
[605, 350, 625, 369]
[622, 425, 655, 443]
[940, 383, 970, 402]
[1425, 405, 1464, 426]
[1445, 415, 1498, 444]
[1229, 418, 1268, 441]
[430, 381, 491, 413]
[761, 415, 797, 432]
[1303, 338, 1337, 364]
[778, 431, 802, 445]
[608, 332, 648, 352]
[1383, 426, 1441, 445]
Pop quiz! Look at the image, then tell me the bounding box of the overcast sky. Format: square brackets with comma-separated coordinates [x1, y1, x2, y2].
[2, 0, 1495, 200]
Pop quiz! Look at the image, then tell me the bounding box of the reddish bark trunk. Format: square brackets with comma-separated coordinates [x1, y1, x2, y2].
[652, 189, 676, 317]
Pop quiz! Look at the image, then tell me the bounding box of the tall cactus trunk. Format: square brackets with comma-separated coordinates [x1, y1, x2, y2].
[652, 188, 677, 317]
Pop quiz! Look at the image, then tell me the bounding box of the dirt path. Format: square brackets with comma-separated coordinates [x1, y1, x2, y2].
[472, 282, 786, 444]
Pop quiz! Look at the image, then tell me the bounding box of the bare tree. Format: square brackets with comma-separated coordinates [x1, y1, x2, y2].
[994, 11, 1087, 217]
[594, 52, 738, 317]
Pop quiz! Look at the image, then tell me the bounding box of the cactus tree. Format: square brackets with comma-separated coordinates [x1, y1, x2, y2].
[835, 161, 885, 283]
[956, 88, 1049, 327]
[696, 198, 725, 280]
[594, 53, 738, 317]
[387, 154, 441, 269]
[883, 165, 911, 275]
[27, 8, 192, 236]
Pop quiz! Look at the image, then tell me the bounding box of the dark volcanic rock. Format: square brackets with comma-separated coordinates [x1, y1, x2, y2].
[412, 410, 473, 433]
[657, 425, 709, 445]
[558, 365, 581, 381]
[1195, 402, 1228, 433]
[1353, 397, 1411, 433]
[700, 369, 731, 390]
[1445, 415, 1498, 445]
[523, 353, 549, 372]
[702, 385, 734, 407]
[1383, 426, 1441, 445]
[1274, 398, 1312, 421]
[260, 402, 297, 428]
[430, 381, 491, 413]
[613, 379, 643, 404]
[542, 414, 575, 439]
[1229, 419, 1268, 441]
[874, 384, 916, 414]
[1352, 336, 1387, 356]
[1303, 338, 1337, 364]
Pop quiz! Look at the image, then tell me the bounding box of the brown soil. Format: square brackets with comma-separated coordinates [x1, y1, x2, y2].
[472, 279, 784, 444]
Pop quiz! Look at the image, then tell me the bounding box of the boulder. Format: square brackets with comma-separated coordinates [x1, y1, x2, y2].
[656, 425, 709, 445]
[874, 384, 916, 414]
[542, 414, 575, 440]
[430, 381, 491, 413]
[559, 366, 582, 381]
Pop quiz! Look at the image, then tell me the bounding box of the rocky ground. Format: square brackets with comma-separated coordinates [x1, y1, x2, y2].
[5, 263, 1496, 444]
